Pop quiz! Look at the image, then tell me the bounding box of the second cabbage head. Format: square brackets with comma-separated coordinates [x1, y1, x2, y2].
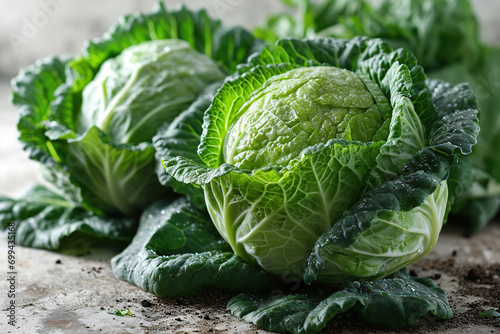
[163, 37, 479, 284]
[11, 3, 259, 217]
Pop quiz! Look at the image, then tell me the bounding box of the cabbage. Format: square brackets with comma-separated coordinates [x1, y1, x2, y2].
[163, 37, 479, 283]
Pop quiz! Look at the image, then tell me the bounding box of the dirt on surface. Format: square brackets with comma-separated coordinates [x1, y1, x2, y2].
[1, 221, 499, 334]
[124, 249, 500, 334]
[317, 259, 500, 334]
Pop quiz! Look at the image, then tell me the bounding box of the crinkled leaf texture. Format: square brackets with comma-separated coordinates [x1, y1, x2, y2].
[10, 2, 259, 216]
[163, 37, 479, 283]
[0, 185, 137, 250]
[228, 269, 452, 334]
[111, 197, 279, 297]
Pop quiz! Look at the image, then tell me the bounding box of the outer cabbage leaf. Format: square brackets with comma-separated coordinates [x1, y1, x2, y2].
[44, 126, 166, 216]
[228, 268, 452, 334]
[111, 197, 279, 297]
[12, 56, 68, 166]
[305, 170, 449, 284]
[0, 185, 137, 250]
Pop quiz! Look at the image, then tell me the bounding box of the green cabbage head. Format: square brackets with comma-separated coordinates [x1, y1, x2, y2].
[19, 38, 224, 217]
[11, 4, 258, 216]
[163, 37, 479, 284]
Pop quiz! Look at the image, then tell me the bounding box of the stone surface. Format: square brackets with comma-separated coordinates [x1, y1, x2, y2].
[0, 221, 498, 333]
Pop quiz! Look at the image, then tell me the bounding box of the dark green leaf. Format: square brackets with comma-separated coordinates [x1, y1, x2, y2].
[228, 269, 452, 334]
[429, 47, 500, 232]
[427, 79, 479, 156]
[111, 197, 279, 297]
[11, 56, 68, 166]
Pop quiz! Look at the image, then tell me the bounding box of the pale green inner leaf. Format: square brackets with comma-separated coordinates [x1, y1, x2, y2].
[79, 39, 225, 144]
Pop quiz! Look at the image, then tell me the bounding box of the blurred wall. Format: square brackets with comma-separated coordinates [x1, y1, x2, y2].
[0, 0, 498, 79]
[0, 0, 288, 79]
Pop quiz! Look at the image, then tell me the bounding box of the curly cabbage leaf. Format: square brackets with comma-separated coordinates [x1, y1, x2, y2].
[0, 185, 137, 250]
